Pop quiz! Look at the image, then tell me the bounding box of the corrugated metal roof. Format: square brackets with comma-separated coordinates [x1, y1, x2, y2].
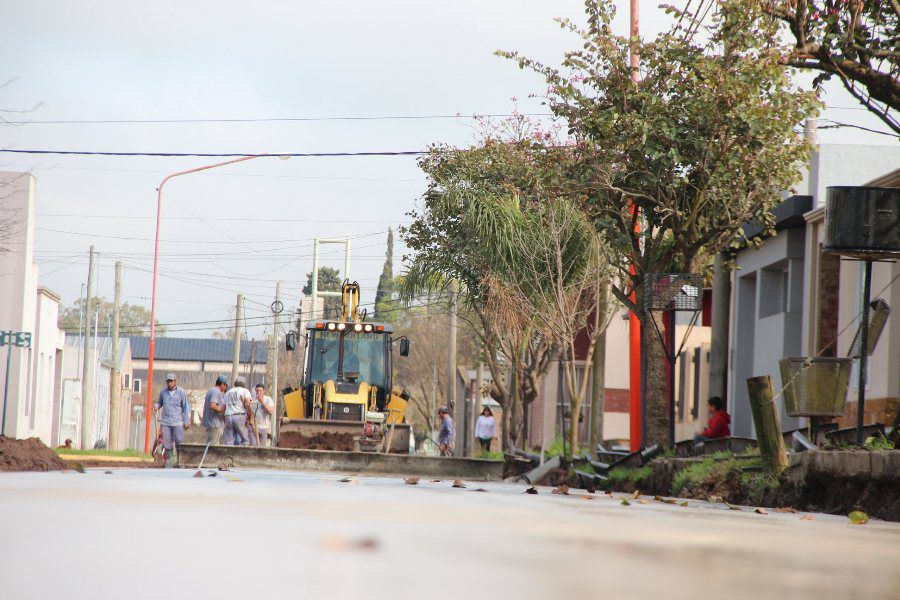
[65, 335, 130, 369]
[129, 336, 267, 364]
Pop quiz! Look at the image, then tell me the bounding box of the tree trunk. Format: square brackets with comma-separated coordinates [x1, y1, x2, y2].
[709, 254, 731, 401]
[746, 375, 788, 474]
[589, 322, 606, 451]
[643, 310, 668, 448]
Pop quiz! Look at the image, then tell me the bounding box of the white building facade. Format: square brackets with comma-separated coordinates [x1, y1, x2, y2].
[0, 171, 65, 445]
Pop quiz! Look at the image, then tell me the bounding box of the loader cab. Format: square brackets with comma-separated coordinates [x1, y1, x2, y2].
[303, 321, 396, 413]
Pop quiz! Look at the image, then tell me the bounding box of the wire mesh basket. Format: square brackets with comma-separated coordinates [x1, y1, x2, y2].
[644, 274, 704, 312]
[779, 357, 852, 417]
[848, 298, 891, 358]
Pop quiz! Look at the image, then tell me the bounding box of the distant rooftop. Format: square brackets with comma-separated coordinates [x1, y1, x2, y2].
[129, 337, 267, 364]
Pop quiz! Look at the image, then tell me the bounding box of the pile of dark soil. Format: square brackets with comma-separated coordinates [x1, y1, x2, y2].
[277, 431, 356, 452]
[0, 436, 69, 472]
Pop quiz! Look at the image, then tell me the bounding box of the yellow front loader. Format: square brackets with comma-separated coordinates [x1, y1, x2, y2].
[279, 281, 411, 453]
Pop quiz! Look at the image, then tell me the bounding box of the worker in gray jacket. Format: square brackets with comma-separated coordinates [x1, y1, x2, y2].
[156, 373, 191, 467]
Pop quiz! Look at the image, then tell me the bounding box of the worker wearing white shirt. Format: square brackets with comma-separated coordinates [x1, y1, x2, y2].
[250, 383, 275, 447]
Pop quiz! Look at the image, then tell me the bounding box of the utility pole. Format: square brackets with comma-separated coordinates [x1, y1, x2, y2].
[80, 246, 96, 450]
[272, 281, 282, 444]
[231, 294, 243, 383]
[109, 261, 123, 451]
[447, 281, 459, 455]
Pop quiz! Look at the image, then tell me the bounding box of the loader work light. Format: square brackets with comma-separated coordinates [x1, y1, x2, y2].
[326, 322, 336, 331]
[337, 322, 347, 331]
[363, 324, 373, 332]
[354, 323, 363, 332]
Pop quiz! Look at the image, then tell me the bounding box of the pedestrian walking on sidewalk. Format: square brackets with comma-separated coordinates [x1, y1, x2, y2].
[249, 383, 275, 447]
[222, 378, 253, 446]
[474, 406, 496, 452]
[437, 406, 454, 457]
[155, 374, 191, 467]
[202, 375, 228, 445]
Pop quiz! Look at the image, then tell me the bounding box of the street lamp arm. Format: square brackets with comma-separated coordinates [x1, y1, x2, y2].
[143, 153, 267, 453]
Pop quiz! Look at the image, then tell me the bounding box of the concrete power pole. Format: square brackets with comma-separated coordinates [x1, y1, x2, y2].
[272, 281, 282, 444]
[109, 261, 123, 451]
[231, 294, 243, 384]
[80, 246, 96, 450]
[447, 281, 459, 456]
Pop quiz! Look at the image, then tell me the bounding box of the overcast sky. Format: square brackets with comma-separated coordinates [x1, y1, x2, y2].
[0, 1, 894, 340]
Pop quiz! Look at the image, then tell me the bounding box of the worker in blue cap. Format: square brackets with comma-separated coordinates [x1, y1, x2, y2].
[201, 375, 228, 445]
[155, 373, 191, 467]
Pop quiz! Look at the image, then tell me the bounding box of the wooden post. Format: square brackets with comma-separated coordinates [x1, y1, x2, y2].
[746, 375, 788, 474]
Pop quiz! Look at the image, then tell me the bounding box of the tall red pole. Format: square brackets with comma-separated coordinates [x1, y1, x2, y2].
[143, 154, 271, 452]
[628, 0, 642, 452]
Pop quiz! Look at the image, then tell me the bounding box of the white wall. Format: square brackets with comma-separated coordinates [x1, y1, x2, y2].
[23, 289, 62, 443]
[807, 144, 900, 208]
[0, 172, 38, 439]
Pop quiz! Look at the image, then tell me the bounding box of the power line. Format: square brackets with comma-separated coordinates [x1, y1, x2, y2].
[6, 112, 552, 125]
[0, 149, 427, 158]
[37, 213, 413, 224]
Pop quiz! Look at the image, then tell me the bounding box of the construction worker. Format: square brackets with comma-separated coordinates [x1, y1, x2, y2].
[437, 406, 454, 457]
[202, 375, 228, 445]
[155, 373, 191, 467]
[250, 383, 275, 447]
[222, 378, 252, 446]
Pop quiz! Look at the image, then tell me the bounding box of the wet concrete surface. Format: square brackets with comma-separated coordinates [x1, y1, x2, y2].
[1, 468, 899, 600]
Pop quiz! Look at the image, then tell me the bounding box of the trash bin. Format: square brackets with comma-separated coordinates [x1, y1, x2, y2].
[779, 357, 852, 417]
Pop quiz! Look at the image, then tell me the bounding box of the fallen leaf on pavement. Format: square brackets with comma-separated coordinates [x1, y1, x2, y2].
[431, 479, 441, 483]
[471, 488, 489, 492]
[452, 479, 466, 488]
[605, 491, 613, 497]
[207, 471, 217, 477]
[224, 475, 243, 482]
[621, 499, 631, 506]
[338, 477, 352, 483]
[654, 495, 676, 504]
[105, 471, 114, 475]
[580, 495, 594, 500]
[639, 499, 650, 505]
[404, 477, 419, 485]
[773, 507, 796, 513]
[726, 502, 741, 511]
[755, 508, 768, 515]
[525, 486, 538, 495]
[679, 501, 689, 507]
[799, 514, 815, 521]
[632, 490, 641, 499]
[709, 495, 723, 503]
[552, 485, 570, 495]
[69, 462, 85, 473]
[848, 511, 869, 525]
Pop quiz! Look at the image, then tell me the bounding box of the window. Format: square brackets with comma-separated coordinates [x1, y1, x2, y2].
[308, 331, 387, 387]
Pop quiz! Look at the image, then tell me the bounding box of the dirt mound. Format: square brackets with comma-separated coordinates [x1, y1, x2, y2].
[0, 436, 69, 472]
[277, 431, 356, 452]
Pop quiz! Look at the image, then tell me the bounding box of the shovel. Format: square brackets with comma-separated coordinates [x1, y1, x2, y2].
[194, 441, 212, 478]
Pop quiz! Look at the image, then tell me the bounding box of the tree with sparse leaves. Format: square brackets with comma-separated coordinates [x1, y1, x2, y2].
[302, 267, 342, 320]
[59, 297, 166, 337]
[499, 0, 819, 447]
[761, 0, 899, 134]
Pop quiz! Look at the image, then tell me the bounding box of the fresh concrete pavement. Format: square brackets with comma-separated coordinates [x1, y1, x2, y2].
[1, 469, 899, 600]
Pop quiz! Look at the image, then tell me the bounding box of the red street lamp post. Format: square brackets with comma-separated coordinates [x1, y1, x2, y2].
[143, 154, 287, 452]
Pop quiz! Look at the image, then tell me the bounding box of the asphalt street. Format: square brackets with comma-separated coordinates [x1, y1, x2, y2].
[1, 468, 898, 600]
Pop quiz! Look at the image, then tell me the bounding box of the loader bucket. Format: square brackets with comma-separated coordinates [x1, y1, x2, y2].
[277, 419, 410, 453]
